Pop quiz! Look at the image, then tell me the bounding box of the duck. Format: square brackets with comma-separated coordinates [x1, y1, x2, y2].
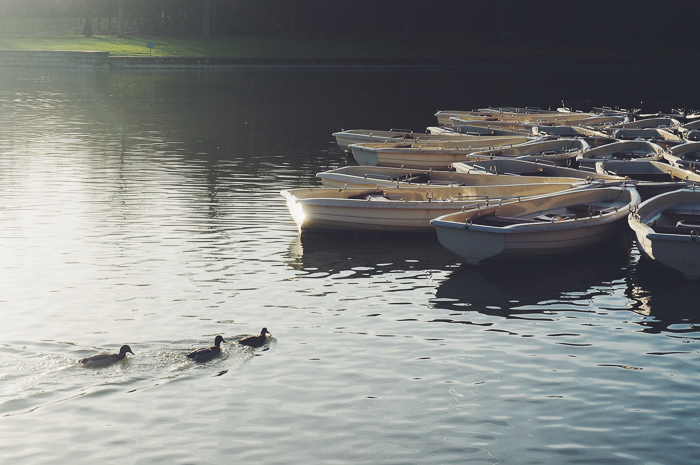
[186, 335, 225, 363]
[79, 345, 134, 368]
[238, 328, 271, 348]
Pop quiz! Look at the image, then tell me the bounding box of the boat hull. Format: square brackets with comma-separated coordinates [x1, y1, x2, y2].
[453, 157, 622, 181]
[431, 187, 640, 265]
[576, 140, 665, 170]
[350, 137, 533, 169]
[317, 165, 585, 189]
[333, 129, 474, 152]
[282, 184, 579, 233]
[628, 188, 700, 279]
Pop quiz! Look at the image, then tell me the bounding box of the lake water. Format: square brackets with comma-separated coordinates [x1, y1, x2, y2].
[1, 66, 699, 465]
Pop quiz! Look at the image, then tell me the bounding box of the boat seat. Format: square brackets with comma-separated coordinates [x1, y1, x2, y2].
[533, 213, 576, 222]
[677, 219, 700, 228]
[425, 180, 457, 186]
[402, 173, 431, 184]
[472, 214, 539, 227]
[651, 224, 700, 235]
[511, 169, 546, 176]
[348, 191, 385, 200]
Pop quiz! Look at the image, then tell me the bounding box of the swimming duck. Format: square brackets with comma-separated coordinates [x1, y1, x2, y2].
[79, 345, 134, 368]
[238, 328, 271, 348]
[187, 335, 225, 363]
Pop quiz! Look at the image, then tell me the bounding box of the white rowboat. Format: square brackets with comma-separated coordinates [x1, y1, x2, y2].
[431, 186, 640, 265]
[628, 187, 700, 279]
[350, 136, 534, 169]
[281, 183, 580, 233]
[316, 165, 587, 189]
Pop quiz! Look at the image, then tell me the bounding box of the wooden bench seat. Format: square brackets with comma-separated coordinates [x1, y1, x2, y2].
[472, 214, 539, 227]
[651, 224, 700, 235]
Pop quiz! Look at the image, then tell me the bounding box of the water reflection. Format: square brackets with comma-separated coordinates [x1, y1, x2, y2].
[286, 232, 460, 277]
[625, 252, 700, 335]
[433, 240, 631, 318]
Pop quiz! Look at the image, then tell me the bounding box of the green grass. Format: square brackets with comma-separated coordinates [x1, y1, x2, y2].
[0, 31, 498, 58]
[1, 24, 699, 61]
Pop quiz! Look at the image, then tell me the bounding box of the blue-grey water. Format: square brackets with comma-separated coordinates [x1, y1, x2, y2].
[0, 66, 699, 464]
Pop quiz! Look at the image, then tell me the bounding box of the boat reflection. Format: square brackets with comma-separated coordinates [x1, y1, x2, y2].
[625, 253, 700, 334]
[286, 232, 460, 277]
[433, 240, 631, 318]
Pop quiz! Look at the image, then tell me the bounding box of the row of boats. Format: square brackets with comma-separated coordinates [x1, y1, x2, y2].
[281, 106, 700, 279]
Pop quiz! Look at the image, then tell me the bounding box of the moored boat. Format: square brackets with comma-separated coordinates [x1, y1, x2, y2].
[349, 136, 533, 169]
[453, 156, 624, 181]
[528, 124, 615, 146]
[663, 141, 700, 169]
[628, 187, 700, 279]
[461, 138, 590, 166]
[429, 122, 527, 137]
[332, 129, 481, 152]
[316, 165, 586, 189]
[576, 140, 665, 170]
[679, 120, 700, 141]
[608, 128, 684, 148]
[434, 109, 607, 127]
[431, 186, 640, 265]
[595, 159, 700, 199]
[281, 183, 580, 233]
[604, 116, 681, 131]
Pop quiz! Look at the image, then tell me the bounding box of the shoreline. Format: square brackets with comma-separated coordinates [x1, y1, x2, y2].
[2, 49, 699, 70]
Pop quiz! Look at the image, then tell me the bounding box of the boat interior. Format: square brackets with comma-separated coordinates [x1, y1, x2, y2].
[649, 204, 700, 235]
[470, 199, 622, 227]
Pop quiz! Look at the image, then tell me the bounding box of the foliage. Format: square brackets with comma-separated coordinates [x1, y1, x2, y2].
[0, 0, 696, 45]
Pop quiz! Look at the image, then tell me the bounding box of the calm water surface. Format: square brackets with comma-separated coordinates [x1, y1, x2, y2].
[0, 67, 699, 464]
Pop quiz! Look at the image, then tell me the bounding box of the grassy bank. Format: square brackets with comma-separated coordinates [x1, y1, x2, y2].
[1, 28, 700, 61]
[0, 31, 552, 59]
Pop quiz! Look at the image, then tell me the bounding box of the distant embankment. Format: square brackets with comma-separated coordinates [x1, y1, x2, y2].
[0, 50, 483, 69]
[0, 50, 111, 68]
[2, 49, 698, 70]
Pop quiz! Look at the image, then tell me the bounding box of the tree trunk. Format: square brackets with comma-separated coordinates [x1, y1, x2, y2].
[117, 0, 125, 37]
[203, 0, 212, 37]
[83, 17, 93, 37]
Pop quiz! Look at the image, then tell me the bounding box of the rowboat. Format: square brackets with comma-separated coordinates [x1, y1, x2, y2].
[594, 159, 700, 200]
[528, 124, 615, 144]
[434, 109, 605, 127]
[332, 129, 478, 152]
[316, 165, 587, 189]
[436, 111, 625, 128]
[349, 136, 533, 169]
[461, 138, 590, 166]
[281, 183, 580, 233]
[608, 128, 684, 148]
[628, 187, 700, 279]
[452, 157, 624, 181]
[663, 141, 700, 169]
[605, 116, 681, 131]
[576, 140, 666, 170]
[434, 109, 556, 126]
[431, 186, 640, 265]
[429, 122, 527, 137]
[679, 120, 700, 141]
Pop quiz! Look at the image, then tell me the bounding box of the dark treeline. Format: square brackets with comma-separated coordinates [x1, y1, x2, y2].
[0, 0, 697, 45]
